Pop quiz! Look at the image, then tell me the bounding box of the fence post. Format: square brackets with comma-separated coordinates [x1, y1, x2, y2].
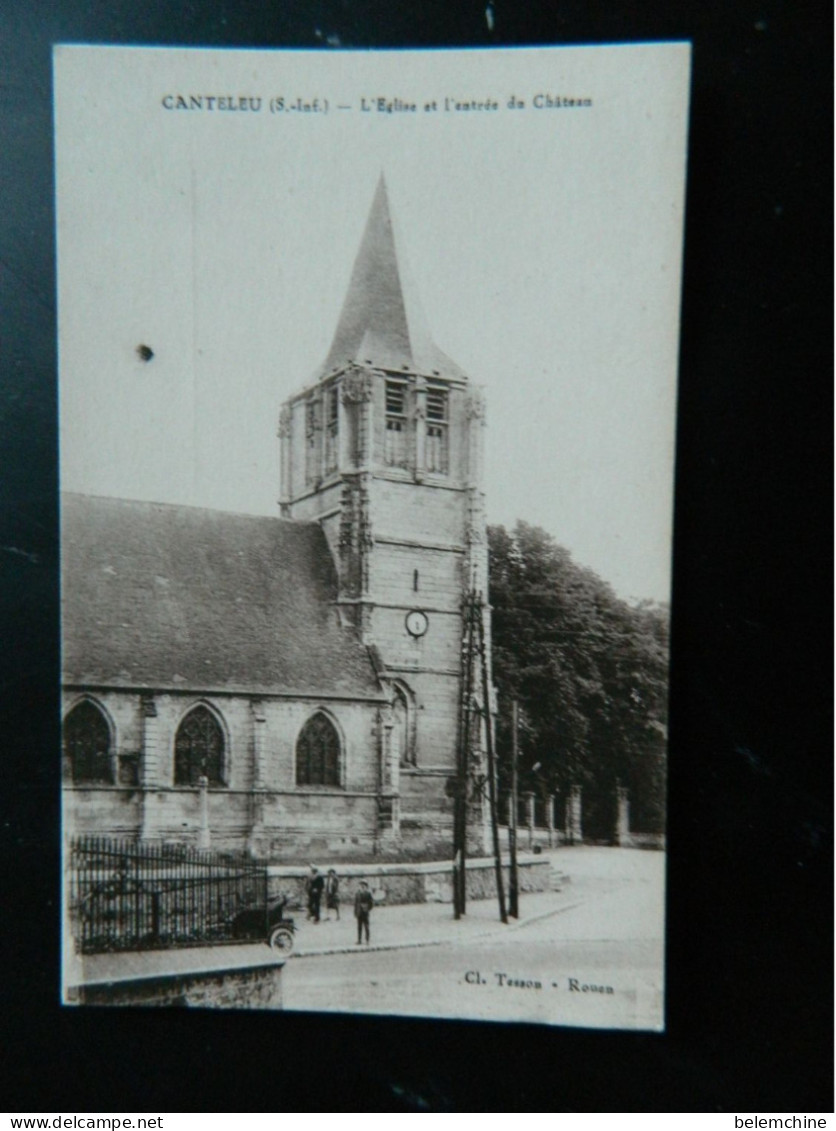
[198, 776, 211, 850]
[616, 785, 631, 847]
[547, 792, 555, 847]
[525, 791, 535, 849]
[567, 785, 583, 845]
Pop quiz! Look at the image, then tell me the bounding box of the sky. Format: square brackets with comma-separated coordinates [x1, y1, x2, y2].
[55, 44, 689, 602]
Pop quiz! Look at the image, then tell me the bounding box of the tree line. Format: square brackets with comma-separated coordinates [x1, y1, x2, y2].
[488, 522, 668, 835]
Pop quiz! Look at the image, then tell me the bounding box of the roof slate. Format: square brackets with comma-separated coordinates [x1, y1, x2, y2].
[61, 493, 383, 699]
[316, 175, 468, 382]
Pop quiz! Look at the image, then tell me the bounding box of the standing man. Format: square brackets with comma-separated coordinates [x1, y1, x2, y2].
[325, 868, 340, 921]
[354, 879, 373, 945]
[308, 865, 325, 924]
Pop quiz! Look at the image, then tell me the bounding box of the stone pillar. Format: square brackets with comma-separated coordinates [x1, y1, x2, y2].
[341, 367, 374, 469]
[358, 476, 373, 597]
[362, 390, 374, 471]
[616, 785, 631, 847]
[567, 785, 583, 845]
[197, 775, 210, 850]
[377, 705, 400, 845]
[336, 378, 350, 471]
[525, 791, 536, 850]
[389, 730, 401, 803]
[389, 795, 401, 842]
[251, 701, 267, 790]
[339, 368, 375, 471]
[140, 695, 159, 841]
[547, 792, 556, 847]
[248, 701, 267, 855]
[379, 704, 393, 791]
[414, 379, 427, 478]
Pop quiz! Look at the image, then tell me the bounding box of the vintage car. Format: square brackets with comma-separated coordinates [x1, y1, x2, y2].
[231, 894, 296, 953]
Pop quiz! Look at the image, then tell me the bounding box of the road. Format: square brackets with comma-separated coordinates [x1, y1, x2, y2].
[282, 848, 665, 1030]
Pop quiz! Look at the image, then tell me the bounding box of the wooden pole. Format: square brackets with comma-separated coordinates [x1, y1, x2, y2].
[509, 698, 520, 918]
[453, 600, 464, 919]
[477, 594, 507, 924]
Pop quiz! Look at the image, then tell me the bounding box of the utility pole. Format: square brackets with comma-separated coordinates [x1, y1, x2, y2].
[453, 589, 477, 918]
[476, 592, 507, 925]
[508, 698, 520, 918]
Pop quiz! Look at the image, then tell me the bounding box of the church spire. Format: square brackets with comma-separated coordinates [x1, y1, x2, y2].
[317, 175, 467, 381]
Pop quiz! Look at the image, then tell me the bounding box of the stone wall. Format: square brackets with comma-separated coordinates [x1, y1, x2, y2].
[267, 853, 552, 909]
[64, 784, 384, 855]
[68, 955, 285, 1010]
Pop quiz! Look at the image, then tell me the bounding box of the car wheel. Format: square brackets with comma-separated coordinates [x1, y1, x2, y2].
[268, 927, 294, 954]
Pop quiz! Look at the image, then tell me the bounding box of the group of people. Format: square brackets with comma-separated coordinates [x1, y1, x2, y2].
[304, 865, 375, 945]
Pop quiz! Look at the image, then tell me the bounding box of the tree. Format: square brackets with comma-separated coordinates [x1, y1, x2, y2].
[488, 521, 668, 836]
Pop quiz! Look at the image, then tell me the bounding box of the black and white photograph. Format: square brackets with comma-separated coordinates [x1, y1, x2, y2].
[56, 43, 688, 1028]
[1, 0, 830, 1111]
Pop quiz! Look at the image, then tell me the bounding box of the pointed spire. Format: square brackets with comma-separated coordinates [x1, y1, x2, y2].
[317, 175, 467, 381]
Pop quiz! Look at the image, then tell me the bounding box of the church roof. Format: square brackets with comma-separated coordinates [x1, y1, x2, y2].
[317, 175, 468, 382]
[61, 493, 383, 699]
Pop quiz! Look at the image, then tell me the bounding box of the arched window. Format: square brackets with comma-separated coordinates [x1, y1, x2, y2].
[392, 684, 415, 766]
[296, 712, 341, 787]
[174, 705, 225, 786]
[63, 700, 113, 785]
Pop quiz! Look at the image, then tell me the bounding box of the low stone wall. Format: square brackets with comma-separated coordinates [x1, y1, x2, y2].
[627, 832, 666, 850]
[65, 947, 285, 1009]
[267, 853, 553, 908]
[499, 826, 564, 850]
[497, 826, 665, 851]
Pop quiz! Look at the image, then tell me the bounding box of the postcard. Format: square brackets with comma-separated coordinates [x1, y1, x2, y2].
[56, 42, 689, 1028]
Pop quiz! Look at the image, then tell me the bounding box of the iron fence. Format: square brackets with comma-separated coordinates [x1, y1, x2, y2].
[68, 836, 268, 954]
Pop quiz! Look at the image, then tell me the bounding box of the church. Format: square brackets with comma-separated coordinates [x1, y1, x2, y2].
[61, 177, 491, 859]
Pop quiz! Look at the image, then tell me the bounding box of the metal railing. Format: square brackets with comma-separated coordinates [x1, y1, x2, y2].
[68, 835, 268, 954]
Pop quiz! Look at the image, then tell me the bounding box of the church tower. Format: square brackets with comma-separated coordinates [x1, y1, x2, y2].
[278, 176, 489, 850]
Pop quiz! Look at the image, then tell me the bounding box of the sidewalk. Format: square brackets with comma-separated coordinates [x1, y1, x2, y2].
[290, 884, 581, 958]
[289, 844, 661, 957]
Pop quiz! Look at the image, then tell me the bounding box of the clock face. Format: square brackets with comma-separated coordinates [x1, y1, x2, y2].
[405, 610, 429, 637]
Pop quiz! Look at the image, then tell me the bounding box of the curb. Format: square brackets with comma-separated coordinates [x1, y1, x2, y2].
[293, 937, 447, 959]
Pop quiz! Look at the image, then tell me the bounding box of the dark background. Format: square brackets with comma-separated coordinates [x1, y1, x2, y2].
[0, 0, 831, 1113]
